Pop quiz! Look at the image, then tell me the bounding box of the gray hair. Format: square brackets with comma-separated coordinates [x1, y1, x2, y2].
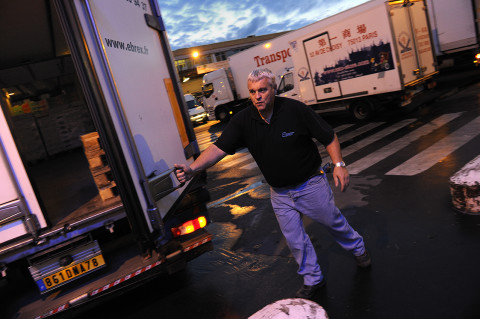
[247, 68, 276, 88]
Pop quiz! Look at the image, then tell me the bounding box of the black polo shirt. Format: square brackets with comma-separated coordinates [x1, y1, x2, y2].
[214, 97, 335, 188]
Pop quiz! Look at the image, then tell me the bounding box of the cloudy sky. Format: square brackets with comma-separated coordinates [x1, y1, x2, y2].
[157, 0, 370, 50]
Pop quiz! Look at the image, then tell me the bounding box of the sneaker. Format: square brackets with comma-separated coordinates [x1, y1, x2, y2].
[295, 278, 326, 299]
[355, 250, 371, 268]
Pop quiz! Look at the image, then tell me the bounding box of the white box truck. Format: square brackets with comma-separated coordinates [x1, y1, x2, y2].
[202, 16, 330, 122]
[203, 0, 438, 121]
[0, 1, 212, 318]
[288, 0, 438, 120]
[426, 0, 480, 64]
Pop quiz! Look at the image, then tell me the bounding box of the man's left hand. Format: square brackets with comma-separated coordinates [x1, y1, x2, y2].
[333, 166, 349, 192]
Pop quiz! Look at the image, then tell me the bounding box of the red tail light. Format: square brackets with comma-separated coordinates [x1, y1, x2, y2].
[171, 216, 207, 237]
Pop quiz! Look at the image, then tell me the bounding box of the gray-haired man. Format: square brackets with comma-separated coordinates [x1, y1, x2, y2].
[175, 68, 370, 299]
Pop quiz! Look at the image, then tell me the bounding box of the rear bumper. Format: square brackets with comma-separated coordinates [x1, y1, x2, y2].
[6, 227, 212, 319]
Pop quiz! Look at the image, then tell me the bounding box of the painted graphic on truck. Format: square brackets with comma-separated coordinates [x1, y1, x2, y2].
[295, 2, 405, 102]
[311, 40, 395, 85]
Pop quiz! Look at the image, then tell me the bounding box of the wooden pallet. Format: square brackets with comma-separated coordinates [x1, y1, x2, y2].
[80, 132, 102, 151]
[92, 166, 114, 188]
[98, 182, 118, 201]
[81, 132, 118, 201]
[85, 148, 108, 170]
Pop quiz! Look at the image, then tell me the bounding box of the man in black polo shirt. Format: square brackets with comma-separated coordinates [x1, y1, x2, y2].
[175, 68, 370, 299]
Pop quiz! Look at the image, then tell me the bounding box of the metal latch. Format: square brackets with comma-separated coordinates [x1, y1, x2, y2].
[147, 167, 185, 202]
[143, 167, 184, 232]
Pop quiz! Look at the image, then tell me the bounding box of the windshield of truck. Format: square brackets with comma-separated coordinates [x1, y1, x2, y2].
[277, 73, 294, 94]
[203, 83, 213, 98]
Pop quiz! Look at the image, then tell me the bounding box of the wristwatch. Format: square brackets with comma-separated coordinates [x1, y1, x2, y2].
[335, 161, 346, 167]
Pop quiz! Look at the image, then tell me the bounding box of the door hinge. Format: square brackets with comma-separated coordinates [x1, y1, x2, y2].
[144, 13, 165, 32]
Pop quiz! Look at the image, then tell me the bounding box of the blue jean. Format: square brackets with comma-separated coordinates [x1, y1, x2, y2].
[270, 174, 365, 286]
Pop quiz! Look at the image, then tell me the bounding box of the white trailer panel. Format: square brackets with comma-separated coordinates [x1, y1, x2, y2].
[290, 0, 436, 107]
[0, 98, 46, 245]
[228, 40, 294, 100]
[291, 0, 403, 104]
[426, 0, 479, 54]
[227, 1, 371, 100]
[73, 0, 193, 226]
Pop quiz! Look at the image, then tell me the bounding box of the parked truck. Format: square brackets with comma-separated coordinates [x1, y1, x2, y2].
[288, 0, 438, 120]
[0, 1, 212, 318]
[202, 67, 250, 122]
[202, 14, 327, 122]
[425, 0, 480, 66]
[203, 0, 438, 121]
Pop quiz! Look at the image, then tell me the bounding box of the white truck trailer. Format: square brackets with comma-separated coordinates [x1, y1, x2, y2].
[288, 0, 438, 120]
[425, 0, 480, 65]
[0, 1, 212, 318]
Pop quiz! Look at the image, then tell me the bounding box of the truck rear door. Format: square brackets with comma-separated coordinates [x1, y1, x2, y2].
[302, 32, 343, 100]
[55, 0, 199, 240]
[0, 108, 46, 244]
[389, 0, 436, 85]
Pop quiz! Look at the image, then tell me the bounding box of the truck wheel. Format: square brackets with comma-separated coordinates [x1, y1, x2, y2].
[350, 99, 374, 121]
[216, 107, 230, 122]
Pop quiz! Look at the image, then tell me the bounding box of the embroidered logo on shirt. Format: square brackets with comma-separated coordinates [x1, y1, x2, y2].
[282, 132, 295, 137]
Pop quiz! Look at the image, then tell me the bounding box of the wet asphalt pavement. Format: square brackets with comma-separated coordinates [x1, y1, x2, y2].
[82, 64, 480, 319]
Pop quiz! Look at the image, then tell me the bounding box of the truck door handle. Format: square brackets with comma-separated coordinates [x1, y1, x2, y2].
[147, 167, 185, 202]
[291, 93, 298, 96]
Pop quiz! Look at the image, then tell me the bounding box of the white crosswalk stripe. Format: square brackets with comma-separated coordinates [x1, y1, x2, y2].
[386, 115, 480, 176]
[195, 111, 477, 177]
[338, 122, 385, 141]
[333, 123, 355, 133]
[340, 118, 416, 158]
[320, 121, 386, 157]
[347, 112, 462, 174]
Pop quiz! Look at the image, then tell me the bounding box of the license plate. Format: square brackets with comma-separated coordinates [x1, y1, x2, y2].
[37, 255, 105, 292]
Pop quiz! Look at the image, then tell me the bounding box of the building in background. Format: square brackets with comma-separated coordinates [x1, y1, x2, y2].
[172, 32, 289, 97]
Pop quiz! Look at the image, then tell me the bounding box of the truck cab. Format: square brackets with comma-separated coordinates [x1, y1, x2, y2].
[276, 70, 298, 99]
[202, 67, 297, 122]
[202, 68, 238, 122]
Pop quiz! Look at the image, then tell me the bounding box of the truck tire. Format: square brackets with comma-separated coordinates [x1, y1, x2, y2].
[350, 99, 374, 121]
[216, 107, 230, 122]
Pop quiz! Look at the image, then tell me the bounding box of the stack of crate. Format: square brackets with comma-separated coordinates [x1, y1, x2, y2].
[80, 132, 118, 201]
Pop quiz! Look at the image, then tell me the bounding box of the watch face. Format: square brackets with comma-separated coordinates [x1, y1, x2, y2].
[336, 161, 346, 167]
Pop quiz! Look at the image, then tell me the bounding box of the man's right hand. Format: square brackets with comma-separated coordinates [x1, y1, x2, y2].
[174, 163, 193, 183]
[173, 144, 227, 184]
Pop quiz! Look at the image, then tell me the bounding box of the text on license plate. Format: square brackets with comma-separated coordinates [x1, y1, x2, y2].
[39, 255, 105, 291]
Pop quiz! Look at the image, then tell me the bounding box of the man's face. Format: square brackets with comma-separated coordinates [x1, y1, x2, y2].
[248, 78, 275, 114]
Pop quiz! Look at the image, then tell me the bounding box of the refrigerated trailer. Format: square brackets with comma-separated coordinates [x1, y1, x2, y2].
[288, 0, 438, 120]
[426, 0, 480, 64]
[0, 1, 212, 318]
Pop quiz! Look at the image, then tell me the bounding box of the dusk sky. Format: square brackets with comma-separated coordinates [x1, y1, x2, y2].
[157, 0, 370, 50]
